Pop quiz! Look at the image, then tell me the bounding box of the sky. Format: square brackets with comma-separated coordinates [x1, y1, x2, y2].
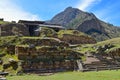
[0, 0, 120, 26]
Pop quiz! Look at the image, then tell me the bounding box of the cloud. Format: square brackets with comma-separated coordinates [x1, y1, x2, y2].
[0, 0, 40, 22]
[76, 0, 101, 10]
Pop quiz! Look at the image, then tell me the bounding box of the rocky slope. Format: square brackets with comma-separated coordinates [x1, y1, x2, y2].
[49, 7, 120, 41]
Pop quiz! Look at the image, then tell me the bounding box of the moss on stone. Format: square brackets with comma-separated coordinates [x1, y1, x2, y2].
[39, 27, 57, 37]
[57, 30, 87, 38]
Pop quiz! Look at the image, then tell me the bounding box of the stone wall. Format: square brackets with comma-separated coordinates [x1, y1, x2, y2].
[0, 23, 29, 36]
[22, 60, 76, 72]
[6, 45, 15, 54]
[21, 38, 69, 47]
[15, 46, 81, 72]
[108, 48, 120, 60]
[60, 34, 96, 44]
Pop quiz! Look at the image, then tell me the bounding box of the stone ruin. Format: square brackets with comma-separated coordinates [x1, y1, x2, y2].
[15, 38, 82, 73]
[82, 45, 120, 72]
[0, 20, 64, 36]
[0, 20, 96, 45]
[108, 48, 120, 62]
[60, 34, 96, 44]
[0, 23, 29, 36]
[0, 20, 98, 73]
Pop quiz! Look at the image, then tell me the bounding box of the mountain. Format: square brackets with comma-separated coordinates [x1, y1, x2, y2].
[49, 7, 120, 41]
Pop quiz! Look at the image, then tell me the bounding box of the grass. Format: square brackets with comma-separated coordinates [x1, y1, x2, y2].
[16, 45, 29, 47]
[96, 37, 120, 46]
[95, 37, 120, 53]
[2, 54, 18, 63]
[105, 45, 120, 53]
[0, 54, 19, 74]
[0, 65, 2, 70]
[7, 70, 120, 80]
[72, 44, 96, 54]
[21, 36, 57, 40]
[0, 36, 22, 46]
[0, 21, 10, 24]
[57, 30, 88, 38]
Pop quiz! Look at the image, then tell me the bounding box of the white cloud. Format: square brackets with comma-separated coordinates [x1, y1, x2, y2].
[0, 0, 40, 22]
[76, 0, 101, 11]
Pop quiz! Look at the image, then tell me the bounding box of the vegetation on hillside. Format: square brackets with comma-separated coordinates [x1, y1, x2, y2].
[57, 30, 88, 38]
[72, 37, 120, 55]
[96, 38, 120, 53]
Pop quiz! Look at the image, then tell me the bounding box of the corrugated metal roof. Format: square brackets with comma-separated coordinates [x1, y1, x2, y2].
[39, 24, 64, 29]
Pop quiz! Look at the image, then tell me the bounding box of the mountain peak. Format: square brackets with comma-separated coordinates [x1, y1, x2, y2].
[50, 7, 120, 41]
[64, 7, 83, 12]
[65, 6, 73, 10]
[50, 7, 96, 27]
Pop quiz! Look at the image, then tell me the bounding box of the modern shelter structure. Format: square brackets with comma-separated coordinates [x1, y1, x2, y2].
[18, 20, 64, 36]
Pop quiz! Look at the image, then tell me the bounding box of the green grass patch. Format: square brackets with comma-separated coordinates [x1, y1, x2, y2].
[75, 44, 96, 53]
[2, 54, 18, 64]
[57, 30, 88, 38]
[105, 45, 120, 53]
[0, 65, 3, 70]
[7, 70, 120, 80]
[0, 21, 10, 24]
[96, 37, 120, 46]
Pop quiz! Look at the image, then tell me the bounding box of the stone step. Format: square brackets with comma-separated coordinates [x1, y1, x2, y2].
[0, 77, 6, 80]
[83, 66, 120, 71]
[84, 63, 107, 67]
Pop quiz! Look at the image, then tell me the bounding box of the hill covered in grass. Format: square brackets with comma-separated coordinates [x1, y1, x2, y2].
[74, 37, 120, 55]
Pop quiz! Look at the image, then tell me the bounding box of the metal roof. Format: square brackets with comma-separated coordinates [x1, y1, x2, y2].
[39, 24, 64, 29]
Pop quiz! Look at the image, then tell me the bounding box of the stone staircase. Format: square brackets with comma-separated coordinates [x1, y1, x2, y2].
[82, 53, 120, 71]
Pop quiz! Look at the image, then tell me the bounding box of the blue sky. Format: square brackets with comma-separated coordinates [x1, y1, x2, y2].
[0, 0, 120, 26]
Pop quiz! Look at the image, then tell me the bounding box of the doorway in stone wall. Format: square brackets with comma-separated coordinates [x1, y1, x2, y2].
[28, 25, 39, 36]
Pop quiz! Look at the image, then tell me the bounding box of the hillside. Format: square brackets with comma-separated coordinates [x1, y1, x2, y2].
[75, 37, 120, 58]
[49, 7, 120, 41]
